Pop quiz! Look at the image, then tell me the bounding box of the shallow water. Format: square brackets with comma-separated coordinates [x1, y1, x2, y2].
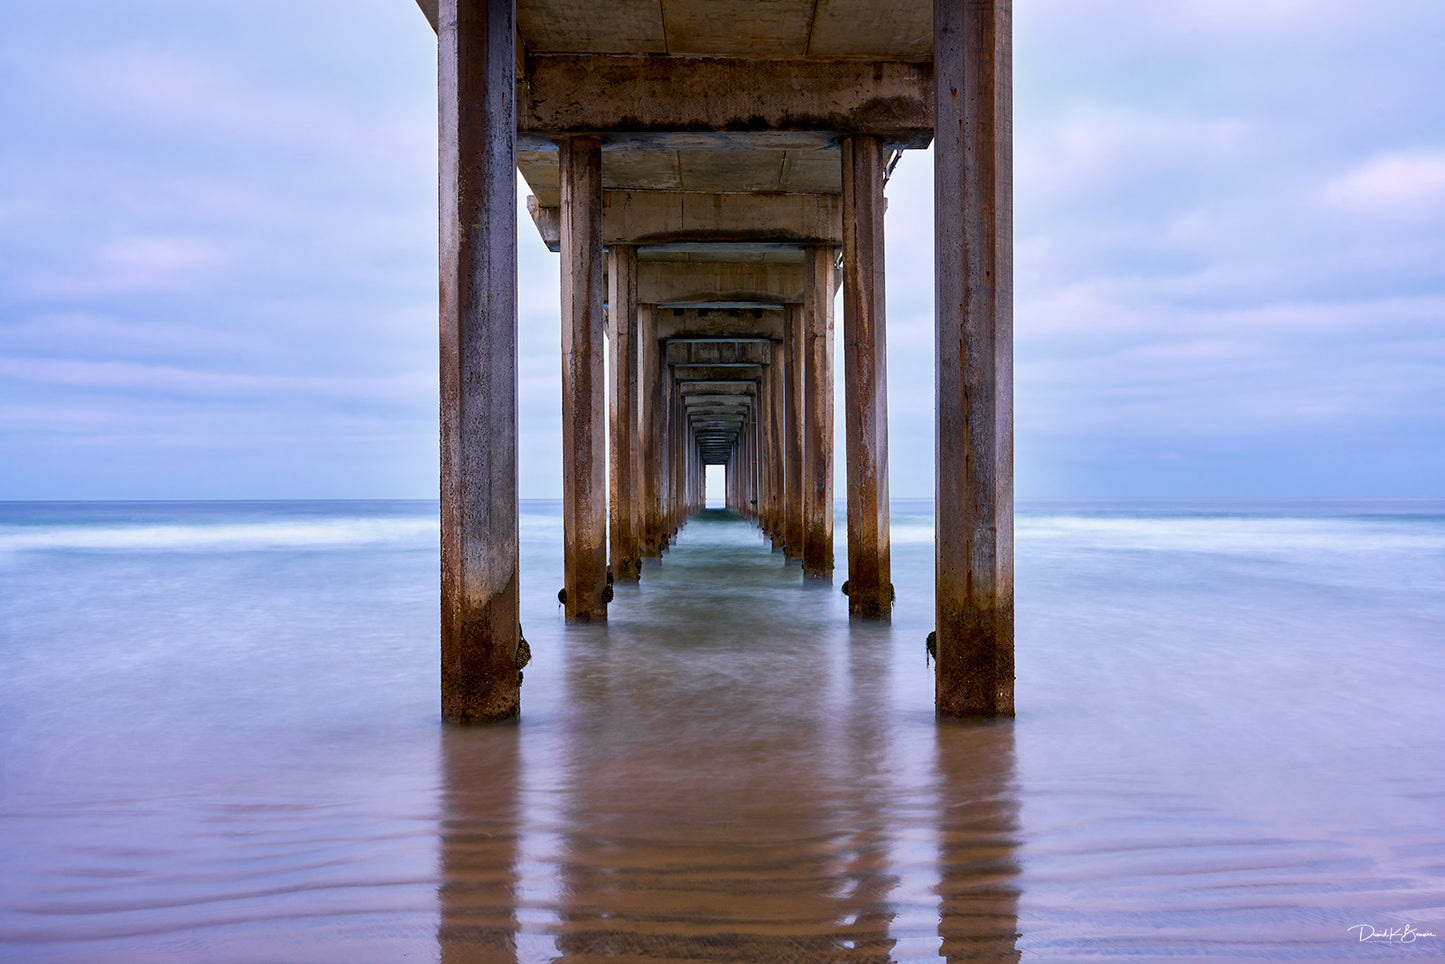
[2, 499, 1443, 961]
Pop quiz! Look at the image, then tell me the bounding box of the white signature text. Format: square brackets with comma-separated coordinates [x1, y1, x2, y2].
[1348, 923, 1437, 944]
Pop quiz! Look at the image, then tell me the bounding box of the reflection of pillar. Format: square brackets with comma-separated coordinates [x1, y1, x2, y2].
[935, 722, 1021, 961]
[842, 135, 892, 618]
[607, 244, 641, 581]
[783, 305, 804, 558]
[561, 135, 608, 621]
[836, 626, 901, 960]
[437, 0, 520, 723]
[437, 725, 520, 962]
[639, 305, 664, 557]
[935, 0, 1014, 716]
[802, 245, 835, 578]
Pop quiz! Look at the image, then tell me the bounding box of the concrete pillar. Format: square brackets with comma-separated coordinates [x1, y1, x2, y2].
[935, 0, 1014, 717]
[783, 304, 804, 559]
[607, 244, 641, 581]
[802, 245, 835, 579]
[437, 0, 520, 724]
[759, 359, 774, 535]
[639, 305, 664, 557]
[560, 135, 608, 621]
[842, 135, 892, 618]
[774, 346, 786, 546]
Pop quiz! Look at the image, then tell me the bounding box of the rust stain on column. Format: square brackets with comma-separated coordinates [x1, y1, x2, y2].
[438, 0, 520, 723]
[934, 0, 1015, 717]
[608, 244, 642, 581]
[802, 245, 835, 579]
[842, 135, 892, 619]
[560, 136, 609, 621]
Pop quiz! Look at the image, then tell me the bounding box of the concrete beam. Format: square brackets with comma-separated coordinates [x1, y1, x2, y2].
[670, 364, 764, 382]
[640, 262, 807, 306]
[527, 192, 841, 248]
[665, 340, 770, 366]
[678, 381, 757, 396]
[519, 55, 934, 150]
[652, 308, 785, 341]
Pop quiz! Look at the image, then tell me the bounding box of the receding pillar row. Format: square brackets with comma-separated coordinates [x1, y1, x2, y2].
[437, 0, 520, 723]
[802, 245, 835, 579]
[842, 135, 892, 618]
[607, 244, 642, 581]
[934, 0, 1015, 717]
[560, 135, 609, 621]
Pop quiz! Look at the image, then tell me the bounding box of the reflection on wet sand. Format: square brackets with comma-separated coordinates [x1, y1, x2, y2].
[438, 512, 1021, 961]
[936, 721, 1020, 962]
[439, 723, 520, 963]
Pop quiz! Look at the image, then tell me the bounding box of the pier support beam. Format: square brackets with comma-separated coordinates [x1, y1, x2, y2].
[842, 135, 891, 618]
[560, 135, 609, 621]
[802, 245, 835, 579]
[608, 244, 642, 581]
[437, 0, 520, 723]
[934, 0, 1014, 717]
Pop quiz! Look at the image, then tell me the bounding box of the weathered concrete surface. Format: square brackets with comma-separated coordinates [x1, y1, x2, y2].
[519, 55, 933, 149]
[560, 136, 609, 621]
[437, 0, 520, 724]
[608, 244, 642, 581]
[801, 245, 835, 578]
[841, 136, 891, 618]
[934, 0, 1014, 718]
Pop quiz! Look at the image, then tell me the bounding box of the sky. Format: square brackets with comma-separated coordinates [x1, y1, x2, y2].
[1, 0, 1442, 500]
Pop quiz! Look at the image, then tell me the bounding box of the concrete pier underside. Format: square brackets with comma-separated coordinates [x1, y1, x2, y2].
[424, 0, 1013, 720]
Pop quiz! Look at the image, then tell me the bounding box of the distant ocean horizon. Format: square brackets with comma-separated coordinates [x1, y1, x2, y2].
[3, 497, 1443, 960]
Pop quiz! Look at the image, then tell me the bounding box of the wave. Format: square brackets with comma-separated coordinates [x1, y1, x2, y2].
[0, 516, 438, 553]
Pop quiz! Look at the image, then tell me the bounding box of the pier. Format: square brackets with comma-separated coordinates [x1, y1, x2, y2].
[418, 0, 1013, 722]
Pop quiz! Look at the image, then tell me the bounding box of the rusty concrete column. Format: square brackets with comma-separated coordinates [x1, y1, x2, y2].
[607, 244, 642, 581]
[437, 0, 519, 724]
[935, 0, 1014, 717]
[774, 346, 786, 546]
[783, 304, 805, 559]
[842, 135, 892, 618]
[759, 357, 775, 536]
[639, 305, 664, 557]
[802, 245, 835, 579]
[560, 135, 608, 621]
[669, 377, 682, 535]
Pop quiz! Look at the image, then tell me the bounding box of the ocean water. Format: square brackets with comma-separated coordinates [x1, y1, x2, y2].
[1, 498, 1443, 962]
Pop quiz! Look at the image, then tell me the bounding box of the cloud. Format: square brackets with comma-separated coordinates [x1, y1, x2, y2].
[1325, 151, 1445, 218]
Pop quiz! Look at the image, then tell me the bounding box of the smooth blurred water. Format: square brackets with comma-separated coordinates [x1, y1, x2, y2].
[2, 499, 1443, 961]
